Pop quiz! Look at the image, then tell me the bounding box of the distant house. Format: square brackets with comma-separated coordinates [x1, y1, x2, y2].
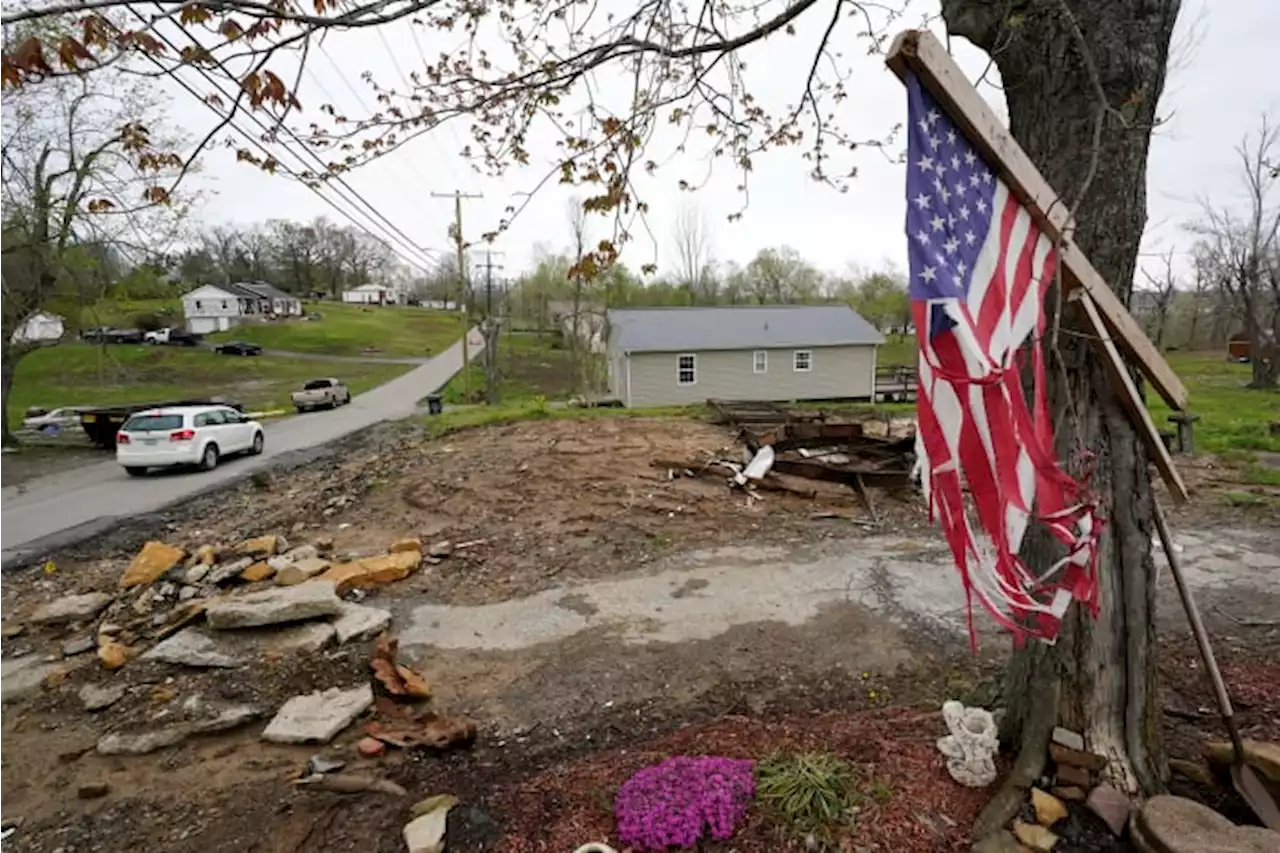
[181, 282, 301, 334]
[10, 311, 65, 345]
[549, 299, 607, 352]
[342, 283, 396, 305]
[606, 305, 884, 408]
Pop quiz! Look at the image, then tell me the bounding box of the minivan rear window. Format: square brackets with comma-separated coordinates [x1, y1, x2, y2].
[122, 414, 183, 432]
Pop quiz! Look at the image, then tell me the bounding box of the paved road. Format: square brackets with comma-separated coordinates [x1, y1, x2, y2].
[1, 332, 483, 565]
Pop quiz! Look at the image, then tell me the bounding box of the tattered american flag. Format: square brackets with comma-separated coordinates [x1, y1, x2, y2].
[903, 71, 1102, 644]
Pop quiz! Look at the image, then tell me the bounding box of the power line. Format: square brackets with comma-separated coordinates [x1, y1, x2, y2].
[148, 9, 441, 270]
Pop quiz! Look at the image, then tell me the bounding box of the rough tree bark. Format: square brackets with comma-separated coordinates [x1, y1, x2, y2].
[940, 0, 1181, 832]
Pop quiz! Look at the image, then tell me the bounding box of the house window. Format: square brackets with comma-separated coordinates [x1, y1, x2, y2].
[221, 300, 228, 310]
[195, 300, 203, 310]
[753, 351, 768, 374]
[677, 354, 697, 386]
[793, 350, 812, 372]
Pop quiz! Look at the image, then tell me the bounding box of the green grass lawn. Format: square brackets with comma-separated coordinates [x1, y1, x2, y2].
[441, 330, 580, 405]
[204, 302, 464, 358]
[8, 343, 411, 426]
[1153, 351, 1280, 455]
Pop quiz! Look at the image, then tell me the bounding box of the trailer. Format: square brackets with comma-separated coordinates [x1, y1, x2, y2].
[79, 398, 244, 448]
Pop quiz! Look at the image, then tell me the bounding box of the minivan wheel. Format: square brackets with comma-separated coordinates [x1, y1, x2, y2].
[200, 444, 219, 471]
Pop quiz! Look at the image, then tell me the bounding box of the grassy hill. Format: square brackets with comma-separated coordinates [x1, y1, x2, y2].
[204, 303, 464, 358]
[9, 344, 411, 426]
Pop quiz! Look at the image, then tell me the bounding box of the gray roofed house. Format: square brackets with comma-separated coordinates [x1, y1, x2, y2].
[605, 305, 885, 407]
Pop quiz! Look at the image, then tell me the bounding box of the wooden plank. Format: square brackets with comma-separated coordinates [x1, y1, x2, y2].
[885, 29, 1188, 412]
[1073, 291, 1188, 501]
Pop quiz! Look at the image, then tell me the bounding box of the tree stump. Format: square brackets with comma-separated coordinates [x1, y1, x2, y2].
[1166, 413, 1201, 456]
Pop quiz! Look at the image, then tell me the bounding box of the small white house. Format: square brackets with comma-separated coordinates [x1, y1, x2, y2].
[342, 283, 396, 305]
[181, 282, 301, 334]
[10, 311, 65, 344]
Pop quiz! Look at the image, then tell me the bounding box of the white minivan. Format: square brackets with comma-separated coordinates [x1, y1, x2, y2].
[116, 405, 264, 476]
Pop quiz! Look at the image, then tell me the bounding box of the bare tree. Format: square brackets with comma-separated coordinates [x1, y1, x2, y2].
[672, 203, 715, 304]
[1137, 250, 1178, 348]
[1190, 117, 1280, 388]
[1, 36, 189, 444]
[566, 197, 590, 393]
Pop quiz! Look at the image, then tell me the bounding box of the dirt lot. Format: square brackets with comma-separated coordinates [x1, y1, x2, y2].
[3, 413, 1278, 853]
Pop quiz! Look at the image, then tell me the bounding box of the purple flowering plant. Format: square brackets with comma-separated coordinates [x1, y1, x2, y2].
[613, 755, 756, 850]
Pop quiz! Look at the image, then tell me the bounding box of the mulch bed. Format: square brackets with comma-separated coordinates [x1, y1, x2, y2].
[492, 706, 990, 852]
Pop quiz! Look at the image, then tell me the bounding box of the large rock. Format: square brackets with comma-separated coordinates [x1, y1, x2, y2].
[30, 592, 114, 625]
[120, 541, 185, 588]
[1133, 794, 1280, 853]
[1011, 819, 1058, 852]
[1, 654, 59, 703]
[1086, 785, 1132, 836]
[318, 551, 420, 593]
[332, 602, 391, 644]
[261, 684, 373, 744]
[1031, 788, 1067, 827]
[209, 557, 254, 585]
[205, 582, 341, 630]
[142, 623, 336, 668]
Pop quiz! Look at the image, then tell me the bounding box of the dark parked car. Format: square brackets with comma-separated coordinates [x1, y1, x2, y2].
[81, 327, 143, 344]
[214, 341, 263, 356]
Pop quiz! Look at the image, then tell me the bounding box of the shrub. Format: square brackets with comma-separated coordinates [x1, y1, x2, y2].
[614, 756, 755, 850]
[755, 752, 861, 843]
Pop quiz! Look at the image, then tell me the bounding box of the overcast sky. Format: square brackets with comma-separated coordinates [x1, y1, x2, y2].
[177, 0, 1279, 283]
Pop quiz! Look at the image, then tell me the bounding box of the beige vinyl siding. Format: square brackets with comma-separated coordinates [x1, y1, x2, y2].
[623, 344, 877, 407]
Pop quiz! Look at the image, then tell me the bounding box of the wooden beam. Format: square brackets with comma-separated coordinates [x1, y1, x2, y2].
[1074, 290, 1188, 501]
[885, 29, 1188, 412]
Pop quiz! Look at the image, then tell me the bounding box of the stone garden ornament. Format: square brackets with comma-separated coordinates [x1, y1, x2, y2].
[936, 700, 999, 788]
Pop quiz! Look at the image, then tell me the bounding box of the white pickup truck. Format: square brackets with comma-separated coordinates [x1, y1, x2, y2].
[291, 378, 351, 412]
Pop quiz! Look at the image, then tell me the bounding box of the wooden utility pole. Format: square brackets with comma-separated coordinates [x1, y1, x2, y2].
[475, 249, 504, 404]
[431, 190, 483, 401]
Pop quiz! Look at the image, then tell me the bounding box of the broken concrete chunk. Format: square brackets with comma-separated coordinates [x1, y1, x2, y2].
[319, 551, 420, 593]
[184, 564, 211, 584]
[240, 561, 275, 583]
[427, 541, 453, 558]
[276, 557, 332, 586]
[31, 592, 113, 625]
[403, 795, 455, 853]
[120, 541, 186, 588]
[389, 538, 423, 555]
[261, 684, 374, 745]
[80, 682, 127, 712]
[209, 557, 254, 585]
[142, 628, 242, 668]
[1051, 726, 1085, 752]
[1, 654, 59, 703]
[332, 602, 391, 644]
[61, 636, 96, 657]
[97, 705, 260, 755]
[283, 544, 319, 562]
[314, 535, 335, 553]
[237, 534, 285, 557]
[97, 640, 132, 670]
[205, 581, 341, 630]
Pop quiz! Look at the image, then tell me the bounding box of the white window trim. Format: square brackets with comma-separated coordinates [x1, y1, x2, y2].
[677, 353, 697, 386]
[753, 350, 768, 374]
[793, 350, 813, 372]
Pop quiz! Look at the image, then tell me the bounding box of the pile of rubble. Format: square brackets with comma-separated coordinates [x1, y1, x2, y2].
[3, 532, 474, 762]
[656, 404, 915, 518]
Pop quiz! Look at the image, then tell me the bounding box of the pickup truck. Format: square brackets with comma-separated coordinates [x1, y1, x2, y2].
[291, 378, 351, 412]
[143, 327, 201, 346]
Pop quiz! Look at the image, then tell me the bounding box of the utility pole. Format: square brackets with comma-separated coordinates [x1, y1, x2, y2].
[474, 249, 505, 405]
[431, 190, 482, 401]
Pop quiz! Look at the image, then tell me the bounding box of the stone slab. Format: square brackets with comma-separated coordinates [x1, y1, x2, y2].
[261, 684, 373, 745]
[332, 602, 391, 644]
[205, 582, 340, 629]
[31, 592, 113, 625]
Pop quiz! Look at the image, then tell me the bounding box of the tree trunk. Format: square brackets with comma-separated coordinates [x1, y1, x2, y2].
[942, 0, 1180, 828]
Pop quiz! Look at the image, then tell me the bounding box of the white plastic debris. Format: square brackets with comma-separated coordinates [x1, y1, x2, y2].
[734, 445, 775, 486]
[935, 699, 999, 787]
